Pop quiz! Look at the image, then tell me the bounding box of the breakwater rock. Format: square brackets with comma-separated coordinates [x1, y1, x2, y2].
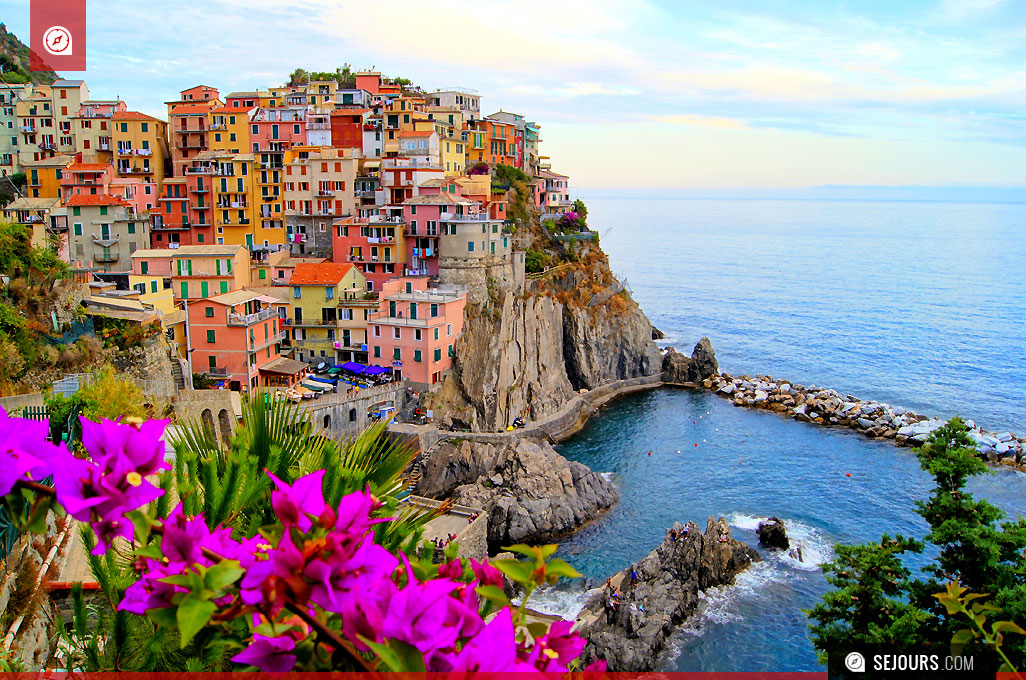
[703, 373, 1026, 464]
[416, 438, 618, 553]
[662, 337, 719, 384]
[575, 518, 761, 671]
[757, 517, 789, 550]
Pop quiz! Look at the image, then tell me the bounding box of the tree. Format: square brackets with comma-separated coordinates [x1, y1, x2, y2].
[571, 199, 588, 225]
[524, 249, 548, 274]
[0, 336, 24, 395]
[808, 418, 1026, 673]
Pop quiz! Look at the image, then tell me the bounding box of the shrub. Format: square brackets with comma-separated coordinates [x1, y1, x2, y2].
[524, 249, 548, 274]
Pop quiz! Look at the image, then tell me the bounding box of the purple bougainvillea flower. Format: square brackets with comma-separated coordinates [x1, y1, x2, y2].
[334, 486, 387, 537]
[0, 406, 57, 495]
[240, 529, 305, 613]
[437, 558, 463, 580]
[470, 558, 504, 590]
[267, 469, 326, 532]
[382, 577, 482, 661]
[519, 618, 587, 672]
[339, 576, 397, 650]
[306, 535, 398, 613]
[80, 416, 170, 477]
[231, 633, 298, 672]
[445, 607, 536, 673]
[51, 454, 107, 519]
[119, 560, 186, 615]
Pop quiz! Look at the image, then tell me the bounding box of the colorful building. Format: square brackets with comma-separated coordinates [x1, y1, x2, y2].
[535, 169, 572, 216]
[151, 178, 191, 247]
[66, 194, 149, 271]
[60, 162, 113, 202]
[111, 111, 169, 185]
[283, 146, 359, 257]
[331, 214, 407, 290]
[21, 154, 74, 199]
[170, 244, 251, 299]
[288, 262, 367, 365]
[166, 86, 221, 177]
[0, 82, 30, 172]
[187, 289, 287, 392]
[367, 276, 466, 389]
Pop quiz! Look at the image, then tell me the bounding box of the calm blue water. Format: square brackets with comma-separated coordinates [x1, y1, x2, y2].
[533, 198, 1026, 671]
[590, 197, 1026, 433]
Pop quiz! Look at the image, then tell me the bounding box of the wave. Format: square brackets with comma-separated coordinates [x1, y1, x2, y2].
[600, 471, 616, 482]
[527, 583, 597, 621]
[726, 512, 835, 572]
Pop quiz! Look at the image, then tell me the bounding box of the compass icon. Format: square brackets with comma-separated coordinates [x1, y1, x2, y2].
[43, 26, 73, 56]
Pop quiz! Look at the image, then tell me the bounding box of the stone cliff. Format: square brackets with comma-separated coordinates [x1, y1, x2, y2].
[427, 240, 661, 431]
[415, 438, 618, 553]
[575, 518, 761, 671]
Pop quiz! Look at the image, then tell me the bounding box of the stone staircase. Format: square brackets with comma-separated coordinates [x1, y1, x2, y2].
[171, 357, 186, 391]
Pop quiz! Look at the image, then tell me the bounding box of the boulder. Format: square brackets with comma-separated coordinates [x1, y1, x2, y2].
[688, 337, 719, 382]
[576, 518, 760, 671]
[447, 438, 618, 552]
[660, 346, 692, 383]
[756, 517, 789, 550]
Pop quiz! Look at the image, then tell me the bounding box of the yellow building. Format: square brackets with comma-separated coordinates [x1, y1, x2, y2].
[256, 153, 285, 249]
[209, 106, 253, 154]
[21, 154, 74, 199]
[111, 111, 170, 186]
[128, 272, 176, 314]
[51, 80, 89, 155]
[288, 262, 367, 365]
[169, 244, 252, 300]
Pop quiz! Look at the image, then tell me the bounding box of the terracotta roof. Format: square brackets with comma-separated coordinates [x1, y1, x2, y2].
[21, 155, 74, 167]
[399, 130, 433, 138]
[260, 356, 308, 375]
[113, 111, 163, 122]
[290, 262, 355, 285]
[65, 194, 130, 207]
[169, 105, 213, 115]
[67, 163, 110, 172]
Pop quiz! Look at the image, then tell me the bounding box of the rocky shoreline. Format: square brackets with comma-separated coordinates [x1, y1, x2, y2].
[574, 518, 761, 671]
[700, 372, 1026, 466]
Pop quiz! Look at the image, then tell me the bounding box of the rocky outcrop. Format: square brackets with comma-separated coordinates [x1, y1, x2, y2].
[427, 243, 661, 432]
[704, 372, 1026, 465]
[562, 300, 661, 391]
[576, 518, 760, 671]
[433, 293, 577, 432]
[661, 337, 719, 384]
[757, 517, 789, 550]
[418, 438, 617, 553]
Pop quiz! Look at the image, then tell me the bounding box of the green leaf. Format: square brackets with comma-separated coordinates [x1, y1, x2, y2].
[134, 543, 164, 560]
[159, 574, 195, 587]
[502, 544, 539, 559]
[361, 637, 403, 671]
[525, 621, 549, 638]
[539, 544, 559, 560]
[491, 559, 534, 585]
[24, 497, 54, 533]
[389, 639, 427, 672]
[475, 585, 510, 607]
[545, 558, 582, 579]
[992, 621, 1026, 636]
[146, 606, 178, 628]
[176, 593, 216, 648]
[203, 560, 243, 591]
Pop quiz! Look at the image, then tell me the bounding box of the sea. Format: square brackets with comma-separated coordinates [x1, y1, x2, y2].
[529, 196, 1026, 672]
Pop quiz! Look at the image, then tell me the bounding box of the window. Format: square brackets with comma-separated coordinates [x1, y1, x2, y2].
[434, 328, 439, 340]
[325, 286, 334, 300]
[468, 241, 474, 252]
[293, 286, 301, 298]
[73, 223, 82, 235]
[201, 281, 209, 297]
[393, 327, 400, 339]
[206, 330, 215, 343]
[150, 280, 158, 293]
[127, 223, 136, 234]
[72, 206, 80, 216]
[259, 269, 266, 279]
[430, 303, 438, 317]
[434, 348, 442, 362]
[205, 306, 214, 317]
[180, 282, 188, 298]
[220, 281, 228, 293]
[447, 323, 452, 336]
[414, 350, 422, 363]
[373, 346, 380, 358]
[414, 329, 422, 341]
[393, 347, 401, 360]
[374, 325, 380, 337]
[405, 281, 412, 294]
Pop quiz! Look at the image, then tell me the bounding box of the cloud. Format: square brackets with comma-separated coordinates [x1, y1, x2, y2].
[646, 113, 747, 129]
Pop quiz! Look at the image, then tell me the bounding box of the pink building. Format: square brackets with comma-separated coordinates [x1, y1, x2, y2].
[250, 107, 307, 153]
[331, 214, 405, 291]
[367, 276, 466, 389]
[402, 192, 484, 276]
[60, 162, 113, 202]
[187, 289, 289, 392]
[110, 177, 158, 214]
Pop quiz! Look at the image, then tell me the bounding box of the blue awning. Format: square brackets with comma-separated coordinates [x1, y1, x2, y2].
[364, 365, 387, 376]
[341, 361, 366, 373]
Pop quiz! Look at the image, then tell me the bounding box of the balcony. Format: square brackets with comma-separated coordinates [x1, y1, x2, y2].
[193, 204, 210, 210]
[204, 366, 231, 377]
[21, 125, 36, 133]
[116, 147, 134, 156]
[94, 251, 120, 263]
[217, 201, 248, 208]
[337, 297, 379, 308]
[190, 186, 210, 193]
[186, 166, 213, 174]
[227, 306, 278, 326]
[438, 213, 488, 223]
[315, 189, 334, 197]
[251, 330, 286, 351]
[134, 149, 153, 156]
[210, 123, 228, 130]
[367, 312, 428, 327]
[291, 318, 338, 327]
[308, 122, 330, 130]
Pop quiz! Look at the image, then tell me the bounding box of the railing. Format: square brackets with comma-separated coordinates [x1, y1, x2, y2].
[186, 166, 213, 174]
[337, 297, 379, 308]
[134, 149, 153, 156]
[308, 122, 330, 130]
[315, 190, 334, 197]
[367, 312, 428, 327]
[251, 330, 286, 351]
[387, 289, 462, 303]
[438, 213, 487, 222]
[190, 186, 209, 193]
[210, 123, 228, 130]
[290, 318, 338, 327]
[205, 367, 230, 377]
[116, 147, 134, 155]
[227, 307, 278, 326]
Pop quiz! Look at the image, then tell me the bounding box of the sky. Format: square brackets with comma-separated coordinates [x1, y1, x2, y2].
[2, 0, 1025, 192]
